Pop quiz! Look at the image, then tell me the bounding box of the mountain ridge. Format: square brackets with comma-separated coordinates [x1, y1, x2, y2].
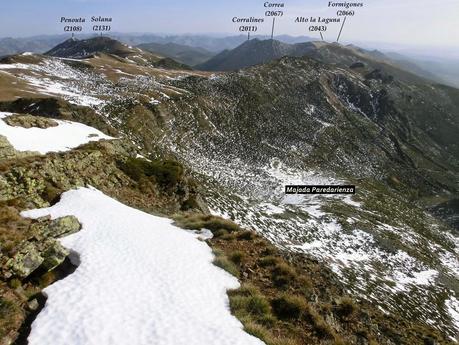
[196, 38, 442, 86]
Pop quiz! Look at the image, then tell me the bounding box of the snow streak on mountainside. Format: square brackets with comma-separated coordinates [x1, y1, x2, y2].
[22, 187, 264, 345]
[0, 58, 105, 107]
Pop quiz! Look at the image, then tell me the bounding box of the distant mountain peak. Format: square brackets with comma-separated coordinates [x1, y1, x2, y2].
[196, 39, 317, 71]
[44, 36, 190, 70]
[45, 36, 135, 59]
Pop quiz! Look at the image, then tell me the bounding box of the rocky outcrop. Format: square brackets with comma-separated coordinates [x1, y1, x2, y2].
[0, 123, 207, 282]
[0, 98, 118, 137]
[39, 240, 70, 272]
[349, 62, 365, 69]
[3, 115, 58, 129]
[0, 123, 208, 344]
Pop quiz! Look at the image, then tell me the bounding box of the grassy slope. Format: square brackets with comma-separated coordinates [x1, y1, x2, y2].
[173, 214, 453, 345]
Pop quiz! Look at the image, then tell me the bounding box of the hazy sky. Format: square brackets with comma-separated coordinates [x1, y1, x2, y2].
[1, 0, 458, 49]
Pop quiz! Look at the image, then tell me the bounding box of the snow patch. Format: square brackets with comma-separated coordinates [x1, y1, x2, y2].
[22, 188, 264, 345]
[0, 59, 105, 107]
[0, 112, 113, 154]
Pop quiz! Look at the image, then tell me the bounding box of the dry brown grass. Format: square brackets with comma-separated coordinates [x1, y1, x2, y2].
[243, 321, 302, 345]
[0, 285, 25, 341]
[0, 204, 31, 256]
[303, 304, 336, 339]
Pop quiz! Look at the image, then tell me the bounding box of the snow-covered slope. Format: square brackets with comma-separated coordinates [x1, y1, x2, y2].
[22, 187, 264, 345]
[0, 112, 112, 154]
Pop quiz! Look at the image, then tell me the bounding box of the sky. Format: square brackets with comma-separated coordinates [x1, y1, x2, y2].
[0, 0, 458, 50]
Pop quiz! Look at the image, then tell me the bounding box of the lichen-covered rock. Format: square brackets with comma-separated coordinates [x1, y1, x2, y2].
[6, 243, 43, 278]
[3, 114, 58, 129]
[41, 240, 69, 271]
[43, 216, 81, 238]
[0, 175, 11, 201]
[0, 135, 37, 162]
[3, 237, 72, 279]
[0, 136, 17, 161]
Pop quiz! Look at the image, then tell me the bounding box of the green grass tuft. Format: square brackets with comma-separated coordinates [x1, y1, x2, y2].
[271, 294, 308, 320]
[118, 157, 184, 188]
[173, 214, 242, 233]
[335, 296, 357, 318]
[229, 251, 245, 265]
[271, 262, 298, 288]
[237, 230, 256, 240]
[213, 256, 240, 278]
[258, 256, 279, 267]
